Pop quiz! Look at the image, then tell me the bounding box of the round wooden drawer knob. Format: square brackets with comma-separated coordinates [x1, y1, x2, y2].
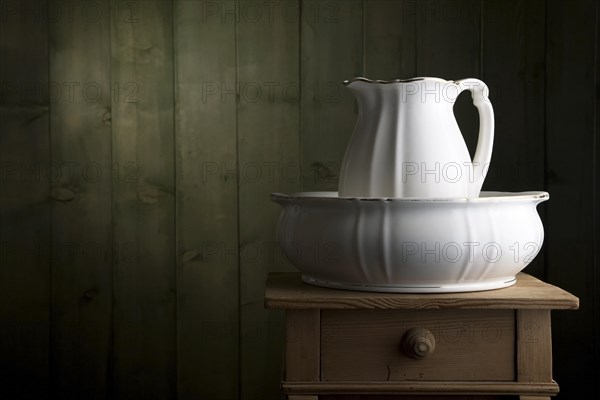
[401, 327, 436, 359]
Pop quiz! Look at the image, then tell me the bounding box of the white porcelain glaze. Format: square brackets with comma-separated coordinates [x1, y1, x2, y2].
[338, 77, 494, 198]
[272, 191, 548, 293]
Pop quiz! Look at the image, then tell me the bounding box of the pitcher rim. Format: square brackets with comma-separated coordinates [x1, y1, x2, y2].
[343, 76, 453, 86]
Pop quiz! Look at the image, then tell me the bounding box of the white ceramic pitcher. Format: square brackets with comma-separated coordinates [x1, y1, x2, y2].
[338, 77, 494, 198]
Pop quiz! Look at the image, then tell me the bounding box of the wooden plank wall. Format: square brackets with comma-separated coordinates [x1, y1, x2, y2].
[48, 1, 112, 397]
[545, 1, 599, 398]
[174, 1, 239, 399]
[111, 1, 176, 398]
[237, 1, 299, 398]
[0, 0, 598, 399]
[0, 0, 50, 397]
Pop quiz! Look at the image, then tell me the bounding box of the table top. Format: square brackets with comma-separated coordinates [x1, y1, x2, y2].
[264, 273, 579, 310]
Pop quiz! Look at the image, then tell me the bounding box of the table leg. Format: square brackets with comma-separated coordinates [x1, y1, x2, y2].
[516, 308, 553, 395]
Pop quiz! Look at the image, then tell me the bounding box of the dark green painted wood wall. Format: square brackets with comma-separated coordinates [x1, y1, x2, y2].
[0, 0, 598, 399]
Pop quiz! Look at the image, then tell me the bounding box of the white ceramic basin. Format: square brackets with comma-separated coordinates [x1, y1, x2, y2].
[272, 191, 548, 293]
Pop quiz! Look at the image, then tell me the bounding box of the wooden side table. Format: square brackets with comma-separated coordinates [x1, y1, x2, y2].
[265, 272, 578, 400]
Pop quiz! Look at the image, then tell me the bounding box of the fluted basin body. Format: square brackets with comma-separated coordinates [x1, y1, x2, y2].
[272, 191, 548, 293]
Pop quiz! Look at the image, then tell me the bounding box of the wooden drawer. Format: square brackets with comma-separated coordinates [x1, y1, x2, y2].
[320, 309, 515, 382]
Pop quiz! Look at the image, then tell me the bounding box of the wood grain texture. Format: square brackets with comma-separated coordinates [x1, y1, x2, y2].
[320, 396, 499, 400]
[481, 0, 546, 278]
[300, 0, 363, 192]
[321, 309, 514, 382]
[517, 310, 552, 383]
[237, 1, 300, 397]
[285, 310, 320, 382]
[364, 0, 416, 79]
[265, 272, 579, 310]
[0, 0, 50, 397]
[282, 381, 559, 395]
[173, 1, 239, 399]
[0, 1, 598, 399]
[111, 1, 176, 398]
[545, 1, 599, 399]
[596, 1, 600, 398]
[48, 1, 113, 398]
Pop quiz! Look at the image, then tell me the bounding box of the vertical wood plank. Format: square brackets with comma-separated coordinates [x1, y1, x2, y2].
[364, 0, 416, 79]
[417, 0, 481, 161]
[300, 0, 363, 192]
[237, 1, 300, 398]
[48, 1, 112, 398]
[416, 0, 481, 77]
[517, 309, 552, 383]
[0, 0, 50, 397]
[481, 0, 546, 192]
[481, 0, 546, 276]
[545, 1, 598, 398]
[174, 1, 239, 399]
[111, 1, 176, 398]
[285, 310, 320, 382]
[595, 2, 600, 399]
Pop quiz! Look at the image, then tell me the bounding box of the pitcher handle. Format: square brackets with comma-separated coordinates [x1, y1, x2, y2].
[455, 78, 494, 197]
